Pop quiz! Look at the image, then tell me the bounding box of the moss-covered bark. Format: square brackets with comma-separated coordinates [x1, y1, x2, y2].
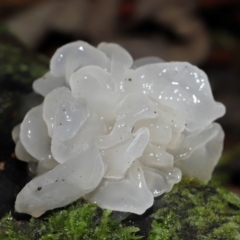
[147, 178, 240, 240]
[0, 200, 141, 240]
[1, 178, 240, 239]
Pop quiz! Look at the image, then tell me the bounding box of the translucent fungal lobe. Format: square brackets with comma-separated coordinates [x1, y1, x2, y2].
[13, 41, 225, 217]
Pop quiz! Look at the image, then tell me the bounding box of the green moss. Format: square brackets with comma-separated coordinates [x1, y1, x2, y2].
[0, 200, 141, 240]
[1, 178, 239, 240]
[148, 211, 178, 240]
[148, 178, 240, 240]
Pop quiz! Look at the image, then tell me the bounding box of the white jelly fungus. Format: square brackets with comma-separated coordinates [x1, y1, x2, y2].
[12, 41, 225, 217]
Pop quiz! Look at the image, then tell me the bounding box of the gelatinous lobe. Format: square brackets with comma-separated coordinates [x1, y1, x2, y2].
[20, 105, 53, 162]
[15, 146, 105, 217]
[85, 161, 154, 215]
[14, 41, 225, 217]
[96, 93, 158, 148]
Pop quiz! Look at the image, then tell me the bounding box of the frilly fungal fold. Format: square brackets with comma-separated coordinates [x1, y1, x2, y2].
[13, 41, 225, 217]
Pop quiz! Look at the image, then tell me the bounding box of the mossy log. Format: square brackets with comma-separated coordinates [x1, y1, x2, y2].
[0, 25, 240, 239]
[1, 178, 240, 239]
